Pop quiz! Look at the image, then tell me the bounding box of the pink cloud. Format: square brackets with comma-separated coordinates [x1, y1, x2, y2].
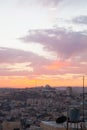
[1, 26, 87, 78]
[0, 47, 50, 64]
[0, 47, 52, 76]
[19, 28, 87, 76]
[21, 28, 87, 60]
[43, 61, 70, 70]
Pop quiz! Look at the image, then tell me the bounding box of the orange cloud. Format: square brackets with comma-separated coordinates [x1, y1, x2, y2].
[43, 61, 70, 70]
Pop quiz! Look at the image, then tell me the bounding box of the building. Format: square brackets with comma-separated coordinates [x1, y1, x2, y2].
[2, 120, 21, 130]
[66, 87, 72, 96]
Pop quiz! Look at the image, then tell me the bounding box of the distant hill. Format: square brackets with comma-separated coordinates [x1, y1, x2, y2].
[56, 87, 87, 93]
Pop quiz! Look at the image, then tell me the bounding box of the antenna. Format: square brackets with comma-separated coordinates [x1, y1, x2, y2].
[83, 76, 85, 122]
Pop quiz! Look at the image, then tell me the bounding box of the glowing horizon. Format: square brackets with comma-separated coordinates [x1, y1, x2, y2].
[0, 0, 87, 88]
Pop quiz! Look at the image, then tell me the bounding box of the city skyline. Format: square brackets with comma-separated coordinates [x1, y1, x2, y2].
[0, 0, 87, 87]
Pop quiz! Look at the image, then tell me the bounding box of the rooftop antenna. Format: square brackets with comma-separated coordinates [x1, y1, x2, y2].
[83, 76, 85, 122]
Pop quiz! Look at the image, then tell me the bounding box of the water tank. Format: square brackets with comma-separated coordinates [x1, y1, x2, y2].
[69, 108, 80, 122]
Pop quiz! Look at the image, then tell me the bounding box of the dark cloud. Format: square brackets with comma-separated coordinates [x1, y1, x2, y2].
[72, 15, 87, 25]
[21, 28, 87, 59]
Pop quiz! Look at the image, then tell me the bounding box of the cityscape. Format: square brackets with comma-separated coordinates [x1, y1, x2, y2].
[0, 85, 87, 130]
[0, 0, 87, 130]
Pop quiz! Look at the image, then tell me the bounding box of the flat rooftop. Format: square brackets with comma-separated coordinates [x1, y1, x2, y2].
[40, 121, 87, 130]
[40, 121, 67, 130]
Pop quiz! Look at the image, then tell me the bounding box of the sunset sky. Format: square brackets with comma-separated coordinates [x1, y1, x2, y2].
[0, 0, 87, 88]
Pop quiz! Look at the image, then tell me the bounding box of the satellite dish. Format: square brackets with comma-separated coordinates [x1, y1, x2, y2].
[56, 115, 67, 124]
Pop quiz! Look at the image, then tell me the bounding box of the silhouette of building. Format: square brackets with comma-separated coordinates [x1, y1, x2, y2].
[66, 87, 72, 96]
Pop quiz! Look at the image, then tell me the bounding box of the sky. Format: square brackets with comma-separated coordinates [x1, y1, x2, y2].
[0, 0, 87, 88]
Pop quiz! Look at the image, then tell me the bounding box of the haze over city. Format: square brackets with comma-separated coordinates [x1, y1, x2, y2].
[0, 0, 87, 88]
